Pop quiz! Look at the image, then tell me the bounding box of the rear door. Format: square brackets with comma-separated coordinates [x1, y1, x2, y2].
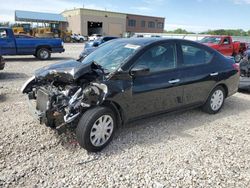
[178, 41, 217, 105]
[0, 29, 16, 55]
[128, 41, 184, 118]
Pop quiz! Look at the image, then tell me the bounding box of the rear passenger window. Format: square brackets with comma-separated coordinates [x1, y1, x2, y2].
[181, 44, 213, 66]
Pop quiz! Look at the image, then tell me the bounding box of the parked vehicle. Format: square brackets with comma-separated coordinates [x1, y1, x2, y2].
[200, 36, 247, 62]
[71, 34, 87, 43]
[239, 47, 250, 90]
[22, 38, 239, 152]
[0, 56, 5, 70]
[0, 27, 65, 60]
[88, 34, 102, 41]
[79, 36, 119, 59]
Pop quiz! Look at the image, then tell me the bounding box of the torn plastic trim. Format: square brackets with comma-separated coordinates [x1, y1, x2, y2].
[21, 76, 36, 93]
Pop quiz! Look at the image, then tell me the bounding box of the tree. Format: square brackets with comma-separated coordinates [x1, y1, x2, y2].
[164, 28, 195, 34]
[0, 22, 9, 27]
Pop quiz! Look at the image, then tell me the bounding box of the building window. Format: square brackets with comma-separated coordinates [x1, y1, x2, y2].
[141, 21, 146, 28]
[157, 22, 164, 29]
[128, 19, 136, 27]
[148, 21, 155, 28]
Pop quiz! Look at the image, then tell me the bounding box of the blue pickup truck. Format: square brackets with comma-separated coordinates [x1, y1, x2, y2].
[0, 27, 65, 60]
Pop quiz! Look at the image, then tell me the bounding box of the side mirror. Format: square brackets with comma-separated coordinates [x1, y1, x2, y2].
[93, 42, 99, 47]
[131, 65, 150, 76]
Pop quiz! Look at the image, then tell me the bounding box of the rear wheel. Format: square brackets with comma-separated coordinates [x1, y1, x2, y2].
[36, 48, 51, 60]
[202, 86, 225, 114]
[76, 107, 116, 152]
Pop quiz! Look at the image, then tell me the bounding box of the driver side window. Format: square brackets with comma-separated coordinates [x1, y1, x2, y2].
[134, 43, 177, 73]
[0, 29, 7, 39]
[223, 38, 230, 45]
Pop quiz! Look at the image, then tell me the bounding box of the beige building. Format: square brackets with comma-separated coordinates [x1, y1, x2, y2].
[61, 8, 165, 36]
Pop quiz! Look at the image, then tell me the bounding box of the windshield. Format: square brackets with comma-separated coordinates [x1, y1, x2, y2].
[200, 37, 221, 44]
[81, 40, 141, 72]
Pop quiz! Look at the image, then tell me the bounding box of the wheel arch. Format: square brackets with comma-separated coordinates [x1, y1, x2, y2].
[204, 83, 229, 105]
[35, 45, 52, 53]
[101, 100, 126, 128]
[216, 83, 229, 98]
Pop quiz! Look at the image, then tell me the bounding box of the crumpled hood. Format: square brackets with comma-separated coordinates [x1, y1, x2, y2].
[35, 59, 96, 82]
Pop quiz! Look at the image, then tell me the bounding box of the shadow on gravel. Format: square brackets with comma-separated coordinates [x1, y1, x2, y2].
[4, 57, 71, 62]
[238, 89, 250, 94]
[48, 94, 250, 154]
[0, 72, 29, 80]
[102, 95, 250, 154]
[0, 94, 7, 102]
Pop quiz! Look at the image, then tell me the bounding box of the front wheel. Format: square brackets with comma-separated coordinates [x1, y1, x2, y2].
[202, 86, 225, 114]
[79, 38, 84, 43]
[76, 107, 116, 152]
[234, 54, 242, 63]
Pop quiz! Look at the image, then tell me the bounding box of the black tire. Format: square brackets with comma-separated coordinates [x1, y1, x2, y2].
[202, 86, 225, 114]
[36, 48, 51, 60]
[64, 36, 72, 43]
[234, 53, 242, 63]
[79, 38, 84, 43]
[76, 107, 116, 152]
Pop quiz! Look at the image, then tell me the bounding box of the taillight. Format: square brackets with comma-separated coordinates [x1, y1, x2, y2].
[233, 63, 240, 75]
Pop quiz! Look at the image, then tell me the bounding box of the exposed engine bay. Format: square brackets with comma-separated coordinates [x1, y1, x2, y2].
[33, 82, 107, 127]
[22, 60, 108, 130]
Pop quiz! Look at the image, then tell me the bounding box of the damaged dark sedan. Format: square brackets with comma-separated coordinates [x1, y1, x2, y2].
[22, 38, 239, 152]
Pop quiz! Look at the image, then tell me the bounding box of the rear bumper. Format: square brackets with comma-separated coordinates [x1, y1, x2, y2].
[239, 76, 250, 90]
[0, 57, 5, 70]
[52, 47, 65, 53]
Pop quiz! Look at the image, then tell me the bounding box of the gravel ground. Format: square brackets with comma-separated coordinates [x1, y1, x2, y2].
[0, 43, 250, 188]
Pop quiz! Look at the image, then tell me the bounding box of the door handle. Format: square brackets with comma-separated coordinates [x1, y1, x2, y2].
[210, 72, 219, 76]
[168, 79, 180, 84]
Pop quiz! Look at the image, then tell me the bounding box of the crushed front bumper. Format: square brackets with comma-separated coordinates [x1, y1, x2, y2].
[26, 96, 45, 123]
[26, 95, 68, 133]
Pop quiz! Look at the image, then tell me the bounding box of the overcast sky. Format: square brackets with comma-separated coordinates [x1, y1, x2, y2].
[1, 0, 250, 32]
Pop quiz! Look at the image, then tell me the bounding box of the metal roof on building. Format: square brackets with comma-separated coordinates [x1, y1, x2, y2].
[15, 10, 67, 23]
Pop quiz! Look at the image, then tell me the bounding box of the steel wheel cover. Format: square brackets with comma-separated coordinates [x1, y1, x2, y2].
[40, 50, 49, 59]
[210, 90, 224, 111]
[90, 115, 114, 147]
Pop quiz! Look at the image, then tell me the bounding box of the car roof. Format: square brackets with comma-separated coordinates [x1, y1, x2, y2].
[204, 35, 230, 38]
[111, 38, 196, 46]
[102, 36, 119, 38]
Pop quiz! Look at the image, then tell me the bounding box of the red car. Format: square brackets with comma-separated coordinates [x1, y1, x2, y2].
[200, 36, 247, 62]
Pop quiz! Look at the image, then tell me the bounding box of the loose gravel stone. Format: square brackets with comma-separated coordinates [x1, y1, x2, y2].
[0, 43, 250, 187]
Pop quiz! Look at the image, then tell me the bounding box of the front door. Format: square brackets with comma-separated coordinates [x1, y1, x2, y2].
[128, 42, 184, 119]
[0, 28, 16, 55]
[219, 37, 233, 56]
